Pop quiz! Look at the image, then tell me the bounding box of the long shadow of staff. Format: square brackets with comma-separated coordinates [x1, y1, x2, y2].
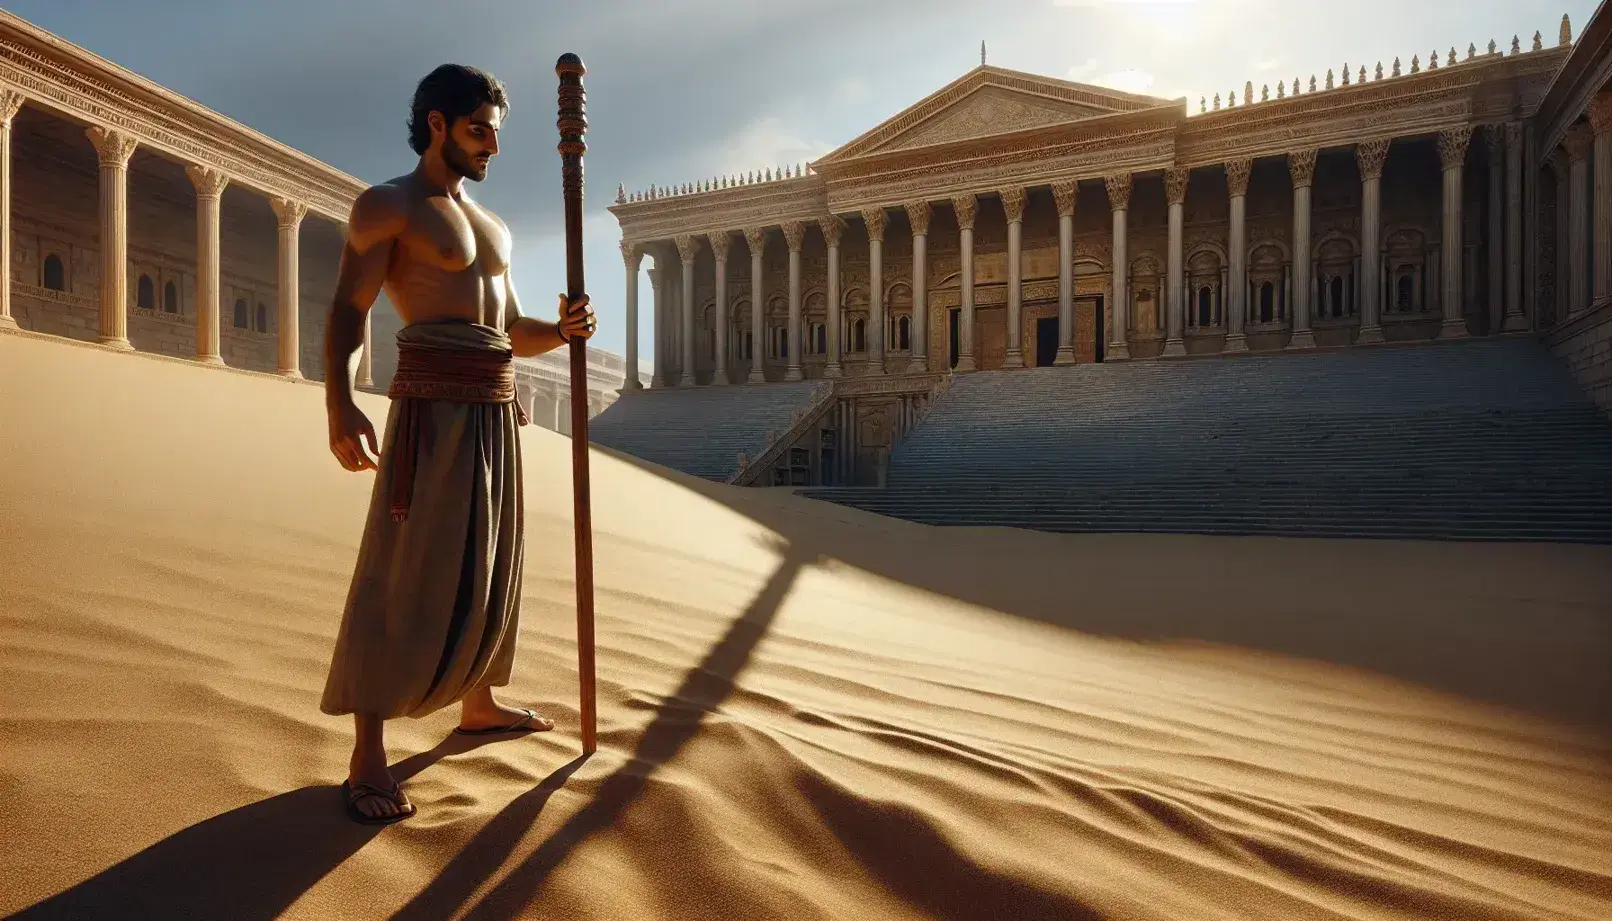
[391, 536, 816, 921]
[7, 736, 487, 921]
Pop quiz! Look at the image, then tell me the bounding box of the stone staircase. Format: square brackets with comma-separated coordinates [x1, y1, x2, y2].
[588, 381, 823, 480]
[799, 339, 1612, 542]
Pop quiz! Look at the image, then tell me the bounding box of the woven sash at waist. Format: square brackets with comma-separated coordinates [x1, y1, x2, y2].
[386, 342, 528, 522]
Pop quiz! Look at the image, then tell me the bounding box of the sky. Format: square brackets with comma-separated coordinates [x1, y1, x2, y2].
[4, 0, 1598, 369]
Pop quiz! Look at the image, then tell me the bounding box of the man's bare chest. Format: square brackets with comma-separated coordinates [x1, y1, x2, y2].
[398, 199, 510, 275]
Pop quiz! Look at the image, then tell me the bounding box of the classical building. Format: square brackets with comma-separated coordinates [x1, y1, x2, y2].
[0, 10, 637, 430]
[609, 13, 1610, 411]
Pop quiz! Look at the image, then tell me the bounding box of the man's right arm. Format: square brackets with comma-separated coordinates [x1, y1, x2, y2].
[325, 186, 405, 409]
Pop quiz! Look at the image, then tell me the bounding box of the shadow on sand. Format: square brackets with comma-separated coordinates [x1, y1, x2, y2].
[389, 534, 819, 920]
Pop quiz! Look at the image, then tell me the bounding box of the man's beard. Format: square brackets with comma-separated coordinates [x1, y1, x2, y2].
[443, 137, 488, 182]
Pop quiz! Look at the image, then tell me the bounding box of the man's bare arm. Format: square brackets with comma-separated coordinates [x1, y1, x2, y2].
[325, 186, 405, 408]
[504, 272, 571, 358]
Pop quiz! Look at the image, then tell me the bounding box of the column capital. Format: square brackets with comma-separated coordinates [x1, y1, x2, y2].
[1287, 148, 1318, 188]
[270, 197, 308, 228]
[1547, 148, 1570, 178]
[1354, 138, 1391, 181]
[742, 226, 768, 254]
[706, 230, 732, 261]
[903, 201, 931, 235]
[1504, 121, 1524, 149]
[1103, 172, 1132, 210]
[1563, 123, 1593, 162]
[951, 193, 977, 230]
[1484, 123, 1506, 159]
[780, 220, 805, 252]
[819, 213, 846, 246]
[620, 238, 644, 269]
[1590, 93, 1612, 137]
[859, 206, 887, 242]
[185, 164, 230, 199]
[1163, 166, 1189, 206]
[647, 266, 663, 288]
[998, 186, 1026, 222]
[674, 232, 701, 264]
[1437, 125, 1472, 170]
[1223, 158, 1253, 197]
[0, 87, 23, 127]
[85, 125, 137, 168]
[1051, 179, 1078, 217]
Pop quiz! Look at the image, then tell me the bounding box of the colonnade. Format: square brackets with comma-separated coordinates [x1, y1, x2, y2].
[0, 92, 371, 385]
[618, 118, 1595, 390]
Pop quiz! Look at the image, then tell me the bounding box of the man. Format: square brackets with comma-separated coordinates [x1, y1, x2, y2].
[320, 63, 595, 824]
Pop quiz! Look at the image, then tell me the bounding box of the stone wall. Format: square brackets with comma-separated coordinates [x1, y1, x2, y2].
[1545, 302, 1612, 410]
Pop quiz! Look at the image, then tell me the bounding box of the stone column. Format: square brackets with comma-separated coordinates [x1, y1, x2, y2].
[1485, 127, 1505, 333]
[904, 202, 930, 372]
[357, 308, 374, 388]
[1051, 179, 1078, 364]
[707, 231, 731, 385]
[860, 207, 886, 369]
[1105, 172, 1132, 360]
[649, 263, 667, 387]
[1590, 95, 1612, 310]
[782, 221, 805, 381]
[1436, 126, 1472, 338]
[87, 126, 137, 350]
[620, 240, 643, 389]
[1503, 123, 1527, 330]
[1162, 167, 1189, 356]
[269, 197, 307, 377]
[953, 193, 978, 371]
[1000, 186, 1027, 367]
[1223, 159, 1252, 352]
[744, 227, 767, 383]
[1287, 148, 1318, 349]
[1564, 127, 1593, 317]
[1355, 139, 1390, 344]
[819, 215, 845, 378]
[0, 89, 22, 330]
[674, 233, 699, 386]
[184, 166, 229, 364]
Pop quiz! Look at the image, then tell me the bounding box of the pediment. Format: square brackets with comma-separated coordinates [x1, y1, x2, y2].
[814, 66, 1176, 166]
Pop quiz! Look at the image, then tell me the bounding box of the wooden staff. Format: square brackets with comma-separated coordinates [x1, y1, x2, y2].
[556, 52, 598, 754]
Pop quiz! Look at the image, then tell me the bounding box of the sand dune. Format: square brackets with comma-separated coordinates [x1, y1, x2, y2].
[2, 330, 1610, 921]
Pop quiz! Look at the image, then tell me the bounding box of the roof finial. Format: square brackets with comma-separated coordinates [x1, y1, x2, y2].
[981, 40, 986, 66]
[1560, 14, 1572, 46]
[1533, 30, 1543, 51]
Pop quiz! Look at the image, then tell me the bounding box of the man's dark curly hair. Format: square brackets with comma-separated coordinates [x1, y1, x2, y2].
[407, 64, 509, 155]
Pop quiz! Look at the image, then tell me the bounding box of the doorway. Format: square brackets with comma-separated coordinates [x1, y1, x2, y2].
[1035, 317, 1059, 366]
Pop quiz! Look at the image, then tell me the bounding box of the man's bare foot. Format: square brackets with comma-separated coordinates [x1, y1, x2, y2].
[456, 686, 555, 734]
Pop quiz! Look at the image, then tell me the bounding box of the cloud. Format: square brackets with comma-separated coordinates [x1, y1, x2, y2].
[1091, 69, 1157, 95]
[696, 116, 838, 180]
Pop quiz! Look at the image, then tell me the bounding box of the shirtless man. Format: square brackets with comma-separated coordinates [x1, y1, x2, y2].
[320, 63, 595, 824]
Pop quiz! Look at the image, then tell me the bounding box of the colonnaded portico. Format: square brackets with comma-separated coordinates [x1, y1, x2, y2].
[609, 15, 1608, 409]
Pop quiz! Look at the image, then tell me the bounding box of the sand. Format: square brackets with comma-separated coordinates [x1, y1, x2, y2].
[1, 329, 1610, 921]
